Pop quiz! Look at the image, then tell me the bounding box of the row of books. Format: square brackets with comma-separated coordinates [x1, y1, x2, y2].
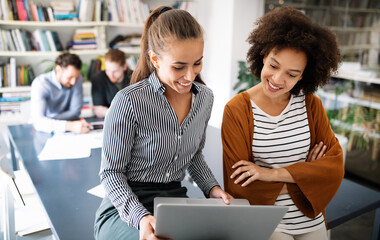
[70, 27, 106, 50]
[0, 91, 31, 102]
[78, 0, 107, 22]
[279, 0, 380, 9]
[0, 58, 35, 88]
[111, 34, 141, 53]
[0, 0, 106, 22]
[0, 28, 63, 52]
[336, 31, 372, 47]
[305, 9, 377, 28]
[0, 0, 151, 23]
[0, 0, 54, 21]
[0, 90, 30, 116]
[107, 0, 149, 24]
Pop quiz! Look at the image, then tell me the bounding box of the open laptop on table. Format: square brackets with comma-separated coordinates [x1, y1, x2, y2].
[154, 197, 288, 240]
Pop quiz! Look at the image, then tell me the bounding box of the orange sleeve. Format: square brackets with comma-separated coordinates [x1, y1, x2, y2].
[222, 94, 284, 205]
[285, 95, 344, 218]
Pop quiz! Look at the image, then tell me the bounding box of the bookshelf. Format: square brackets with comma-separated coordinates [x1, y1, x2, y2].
[0, 0, 149, 123]
[265, 0, 380, 186]
[0, 0, 198, 124]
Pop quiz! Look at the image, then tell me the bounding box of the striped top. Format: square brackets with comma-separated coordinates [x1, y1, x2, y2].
[100, 72, 219, 229]
[251, 94, 325, 234]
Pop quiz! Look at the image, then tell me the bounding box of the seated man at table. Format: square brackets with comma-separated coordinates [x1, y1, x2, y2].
[31, 52, 91, 134]
[91, 49, 132, 118]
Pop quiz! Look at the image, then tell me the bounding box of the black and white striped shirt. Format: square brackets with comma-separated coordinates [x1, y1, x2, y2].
[100, 72, 219, 229]
[251, 94, 325, 234]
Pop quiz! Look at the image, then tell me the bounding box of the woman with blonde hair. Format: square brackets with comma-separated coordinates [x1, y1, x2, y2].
[95, 6, 232, 240]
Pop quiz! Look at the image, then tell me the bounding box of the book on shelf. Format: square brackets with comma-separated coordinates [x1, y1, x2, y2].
[41, 6, 50, 22]
[14, 29, 26, 51]
[0, 28, 65, 53]
[10, 57, 16, 88]
[0, 61, 35, 88]
[9, 0, 19, 20]
[111, 34, 141, 53]
[10, 30, 22, 51]
[0, 103, 21, 114]
[5, 30, 17, 51]
[106, 0, 148, 24]
[22, 0, 32, 21]
[106, 0, 119, 22]
[30, 3, 38, 21]
[19, 29, 29, 51]
[0, 0, 10, 20]
[78, 0, 95, 22]
[24, 30, 37, 51]
[54, 13, 77, 20]
[71, 27, 104, 50]
[1, 0, 149, 23]
[16, 0, 27, 21]
[45, 30, 56, 51]
[36, 5, 45, 21]
[50, 31, 63, 51]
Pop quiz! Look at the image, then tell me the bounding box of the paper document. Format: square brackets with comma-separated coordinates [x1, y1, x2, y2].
[14, 170, 50, 236]
[38, 131, 103, 161]
[87, 184, 105, 198]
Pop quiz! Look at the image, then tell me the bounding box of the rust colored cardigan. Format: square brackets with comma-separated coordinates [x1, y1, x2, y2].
[222, 91, 344, 220]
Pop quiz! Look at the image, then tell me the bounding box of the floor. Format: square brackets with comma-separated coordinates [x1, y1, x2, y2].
[331, 210, 375, 240]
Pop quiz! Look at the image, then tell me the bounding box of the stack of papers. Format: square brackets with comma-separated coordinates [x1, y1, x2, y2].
[38, 131, 103, 161]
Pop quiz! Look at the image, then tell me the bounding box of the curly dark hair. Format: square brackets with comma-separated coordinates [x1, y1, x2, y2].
[247, 6, 341, 95]
[55, 52, 82, 70]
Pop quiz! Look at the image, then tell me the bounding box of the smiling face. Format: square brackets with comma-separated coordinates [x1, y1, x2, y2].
[150, 37, 204, 95]
[261, 47, 307, 100]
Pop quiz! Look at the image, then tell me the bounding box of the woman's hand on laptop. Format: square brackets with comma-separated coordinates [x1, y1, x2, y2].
[209, 186, 234, 205]
[139, 215, 159, 240]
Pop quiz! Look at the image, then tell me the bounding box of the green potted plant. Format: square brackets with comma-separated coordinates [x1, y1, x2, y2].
[233, 61, 260, 93]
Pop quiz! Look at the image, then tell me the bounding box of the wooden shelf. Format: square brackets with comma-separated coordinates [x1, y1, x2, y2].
[330, 119, 380, 139]
[329, 26, 379, 32]
[317, 89, 380, 110]
[0, 48, 140, 57]
[0, 20, 143, 28]
[333, 71, 380, 85]
[340, 45, 380, 51]
[0, 86, 31, 93]
[265, 2, 380, 13]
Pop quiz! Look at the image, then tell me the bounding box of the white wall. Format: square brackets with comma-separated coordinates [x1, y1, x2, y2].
[197, 0, 264, 128]
[182, 1, 265, 195]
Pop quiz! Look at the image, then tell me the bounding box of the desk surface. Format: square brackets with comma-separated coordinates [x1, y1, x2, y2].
[8, 124, 380, 239]
[8, 124, 102, 240]
[326, 177, 380, 229]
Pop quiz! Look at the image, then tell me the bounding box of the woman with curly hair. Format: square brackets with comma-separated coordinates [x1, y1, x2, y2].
[222, 6, 344, 240]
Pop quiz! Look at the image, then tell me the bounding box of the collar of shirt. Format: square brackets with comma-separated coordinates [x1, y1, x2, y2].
[148, 71, 200, 95]
[49, 70, 63, 90]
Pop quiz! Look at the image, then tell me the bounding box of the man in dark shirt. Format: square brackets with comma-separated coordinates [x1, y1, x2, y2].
[91, 49, 132, 118]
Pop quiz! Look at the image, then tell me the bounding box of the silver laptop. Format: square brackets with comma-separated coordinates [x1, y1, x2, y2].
[154, 197, 288, 240]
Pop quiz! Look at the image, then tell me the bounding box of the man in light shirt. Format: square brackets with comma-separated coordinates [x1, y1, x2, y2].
[31, 52, 91, 134]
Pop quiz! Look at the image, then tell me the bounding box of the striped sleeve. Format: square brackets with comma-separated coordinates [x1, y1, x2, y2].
[100, 92, 150, 229]
[187, 93, 219, 196]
